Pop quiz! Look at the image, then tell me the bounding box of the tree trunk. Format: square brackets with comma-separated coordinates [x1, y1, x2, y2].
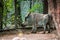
[14, 0, 22, 28]
[48, 0, 60, 39]
[56, 0, 60, 39]
[0, 0, 3, 31]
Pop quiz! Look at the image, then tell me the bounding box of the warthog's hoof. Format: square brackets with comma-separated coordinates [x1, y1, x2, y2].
[31, 31, 37, 33]
[31, 32, 37, 33]
[42, 31, 45, 34]
[48, 31, 50, 33]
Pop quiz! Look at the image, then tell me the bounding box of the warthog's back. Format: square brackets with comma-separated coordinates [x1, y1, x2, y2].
[29, 13, 49, 27]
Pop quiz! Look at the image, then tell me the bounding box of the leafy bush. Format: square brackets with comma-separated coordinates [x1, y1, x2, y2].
[29, 2, 43, 13]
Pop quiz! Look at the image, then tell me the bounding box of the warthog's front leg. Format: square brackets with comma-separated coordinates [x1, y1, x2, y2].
[31, 25, 37, 33]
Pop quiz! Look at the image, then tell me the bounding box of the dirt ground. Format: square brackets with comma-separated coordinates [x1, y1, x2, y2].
[0, 28, 59, 40]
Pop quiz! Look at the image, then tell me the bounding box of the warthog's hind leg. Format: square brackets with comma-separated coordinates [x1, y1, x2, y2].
[47, 25, 51, 33]
[43, 25, 46, 34]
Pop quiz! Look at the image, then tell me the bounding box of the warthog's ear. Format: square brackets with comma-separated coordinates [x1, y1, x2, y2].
[25, 12, 30, 17]
[25, 13, 31, 19]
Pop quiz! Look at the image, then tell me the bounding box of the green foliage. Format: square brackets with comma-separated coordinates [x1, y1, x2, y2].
[3, 0, 15, 28]
[29, 3, 40, 12]
[29, 2, 43, 13]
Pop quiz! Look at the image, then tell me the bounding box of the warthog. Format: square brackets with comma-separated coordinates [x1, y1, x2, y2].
[22, 13, 55, 33]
